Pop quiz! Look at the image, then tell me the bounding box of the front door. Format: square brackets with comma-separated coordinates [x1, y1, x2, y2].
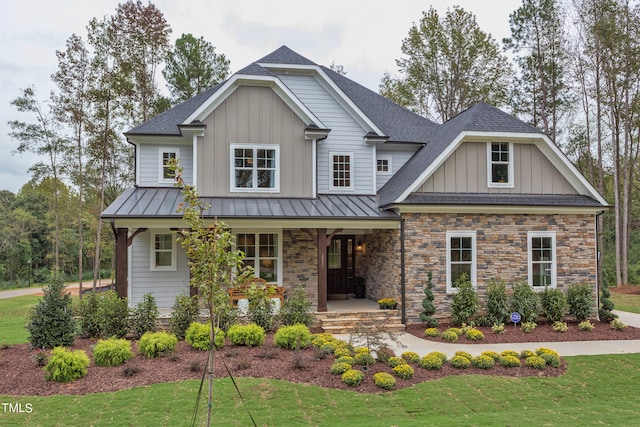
[327, 235, 355, 295]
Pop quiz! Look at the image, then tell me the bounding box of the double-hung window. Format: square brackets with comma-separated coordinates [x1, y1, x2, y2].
[528, 231, 556, 288]
[236, 232, 280, 283]
[151, 232, 176, 271]
[446, 231, 476, 293]
[330, 152, 353, 190]
[231, 145, 279, 192]
[487, 142, 514, 187]
[159, 147, 179, 183]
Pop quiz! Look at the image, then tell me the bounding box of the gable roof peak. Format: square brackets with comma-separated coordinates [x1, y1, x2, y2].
[257, 45, 317, 66]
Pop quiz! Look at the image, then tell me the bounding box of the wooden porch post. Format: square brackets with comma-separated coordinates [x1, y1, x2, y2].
[115, 228, 128, 299]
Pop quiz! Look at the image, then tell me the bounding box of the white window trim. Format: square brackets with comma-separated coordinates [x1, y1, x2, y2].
[376, 154, 393, 176]
[150, 232, 177, 272]
[329, 151, 354, 191]
[528, 231, 557, 289]
[234, 230, 283, 285]
[230, 144, 280, 193]
[487, 142, 514, 188]
[159, 147, 180, 184]
[446, 231, 477, 294]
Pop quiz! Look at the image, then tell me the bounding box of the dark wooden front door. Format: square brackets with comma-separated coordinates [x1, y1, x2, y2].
[327, 235, 355, 295]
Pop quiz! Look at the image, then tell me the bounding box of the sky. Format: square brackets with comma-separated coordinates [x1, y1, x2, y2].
[0, 0, 522, 193]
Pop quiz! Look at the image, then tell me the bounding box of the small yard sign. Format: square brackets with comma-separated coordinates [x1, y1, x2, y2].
[510, 312, 521, 329]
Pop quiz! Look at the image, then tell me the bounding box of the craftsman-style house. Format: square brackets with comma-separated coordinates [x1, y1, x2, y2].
[102, 46, 607, 323]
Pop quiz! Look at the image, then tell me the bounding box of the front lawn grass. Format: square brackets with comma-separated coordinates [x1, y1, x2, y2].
[610, 292, 640, 314]
[0, 295, 41, 345]
[1, 353, 639, 426]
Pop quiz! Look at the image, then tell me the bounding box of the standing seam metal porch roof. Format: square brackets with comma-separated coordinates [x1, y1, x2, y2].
[102, 187, 400, 220]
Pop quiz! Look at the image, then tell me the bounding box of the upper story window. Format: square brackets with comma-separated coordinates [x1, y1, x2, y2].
[446, 231, 476, 293]
[159, 148, 179, 183]
[151, 232, 176, 271]
[528, 231, 556, 288]
[487, 142, 514, 188]
[330, 152, 354, 190]
[231, 145, 279, 192]
[376, 155, 392, 176]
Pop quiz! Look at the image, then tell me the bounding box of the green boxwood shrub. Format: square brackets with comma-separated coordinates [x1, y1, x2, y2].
[373, 372, 396, 390]
[424, 328, 439, 337]
[419, 353, 444, 370]
[138, 332, 178, 358]
[525, 355, 547, 369]
[465, 328, 485, 341]
[540, 287, 567, 323]
[185, 322, 225, 351]
[473, 355, 495, 369]
[401, 351, 420, 364]
[450, 275, 479, 325]
[441, 330, 459, 343]
[353, 351, 375, 366]
[341, 369, 364, 386]
[450, 355, 471, 369]
[44, 347, 90, 382]
[499, 355, 522, 368]
[330, 362, 352, 375]
[419, 271, 438, 327]
[393, 363, 415, 379]
[93, 338, 134, 367]
[274, 324, 312, 349]
[169, 295, 200, 341]
[486, 279, 510, 324]
[540, 353, 561, 368]
[509, 281, 540, 323]
[226, 323, 266, 347]
[567, 282, 594, 321]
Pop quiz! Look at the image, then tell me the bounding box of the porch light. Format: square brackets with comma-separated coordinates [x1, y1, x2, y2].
[356, 241, 365, 254]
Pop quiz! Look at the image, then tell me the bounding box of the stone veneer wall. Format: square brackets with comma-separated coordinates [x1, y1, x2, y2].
[282, 229, 318, 309]
[359, 229, 402, 304]
[402, 213, 597, 323]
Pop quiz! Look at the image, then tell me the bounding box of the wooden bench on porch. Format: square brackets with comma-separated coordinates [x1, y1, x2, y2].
[228, 278, 286, 306]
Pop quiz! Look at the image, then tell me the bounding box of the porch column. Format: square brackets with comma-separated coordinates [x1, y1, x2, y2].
[317, 228, 328, 312]
[115, 228, 128, 298]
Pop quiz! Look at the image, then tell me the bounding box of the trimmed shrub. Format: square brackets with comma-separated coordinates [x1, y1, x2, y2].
[552, 321, 568, 333]
[450, 275, 479, 325]
[27, 271, 75, 349]
[93, 338, 134, 367]
[535, 348, 559, 357]
[501, 350, 520, 358]
[419, 271, 438, 327]
[311, 333, 339, 349]
[387, 356, 407, 368]
[341, 369, 364, 386]
[393, 363, 414, 379]
[567, 282, 594, 321]
[521, 322, 537, 333]
[465, 328, 485, 341]
[419, 352, 445, 370]
[455, 351, 473, 361]
[525, 355, 547, 369]
[509, 281, 540, 323]
[138, 332, 178, 358]
[578, 320, 595, 331]
[441, 330, 458, 343]
[247, 287, 276, 331]
[599, 283, 615, 321]
[450, 355, 471, 369]
[540, 353, 561, 368]
[97, 291, 130, 338]
[227, 323, 266, 347]
[481, 351, 501, 361]
[611, 319, 627, 331]
[130, 293, 159, 338]
[520, 350, 536, 359]
[401, 351, 421, 364]
[540, 287, 567, 323]
[44, 347, 90, 382]
[77, 291, 101, 339]
[499, 355, 521, 368]
[486, 279, 510, 324]
[491, 323, 505, 334]
[424, 328, 439, 337]
[278, 286, 315, 327]
[353, 351, 375, 366]
[449, 327, 463, 336]
[330, 362, 352, 375]
[376, 346, 395, 364]
[373, 372, 396, 390]
[185, 322, 225, 351]
[169, 295, 200, 341]
[599, 308, 618, 323]
[336, 356, 354, 365]
[274, 324, 312, 349]
[334, 346, 353, 358]
[473, 355, 495, 369]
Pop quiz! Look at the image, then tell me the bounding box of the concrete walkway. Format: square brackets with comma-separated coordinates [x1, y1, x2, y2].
[0, 280, 111, 299]
[336, 310, 640, 358]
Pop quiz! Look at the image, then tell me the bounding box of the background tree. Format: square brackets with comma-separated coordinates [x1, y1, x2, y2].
[380, 6, 512, 122]
[163, 33, 230, 103]
[504, 0, 572, 142]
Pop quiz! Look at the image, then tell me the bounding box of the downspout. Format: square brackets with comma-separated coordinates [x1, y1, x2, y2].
[400, 216, 406, 324]
[595, 210, 605, 317]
